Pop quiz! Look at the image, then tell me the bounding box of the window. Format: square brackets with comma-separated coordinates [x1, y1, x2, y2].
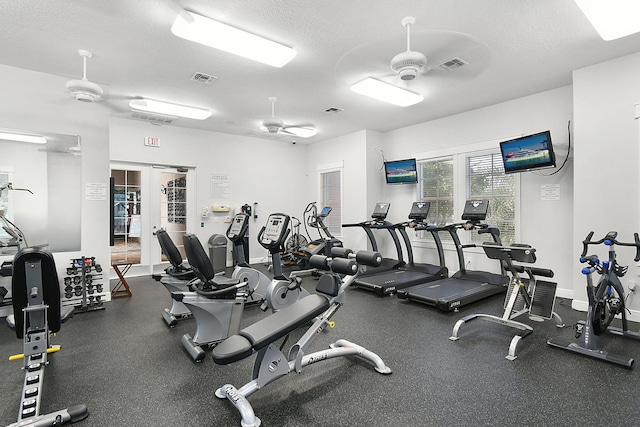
[318, 164, 342, 236]
[0, 172, 11, 240]
[419, 157, 454, 227]
[160, 171, 188, 259]
[417, 149, 517, 246]
[466, 152, 515, 244]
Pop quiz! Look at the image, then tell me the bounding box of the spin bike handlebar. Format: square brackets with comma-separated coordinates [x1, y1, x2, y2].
[580, 231, 640, 262]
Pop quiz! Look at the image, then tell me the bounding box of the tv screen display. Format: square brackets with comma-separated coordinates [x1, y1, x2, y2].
[499, 131, 556, 174]
[384, 158, 418, 184]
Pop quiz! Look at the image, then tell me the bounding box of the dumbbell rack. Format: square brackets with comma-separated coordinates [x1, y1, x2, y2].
[62, 256, 106, 313]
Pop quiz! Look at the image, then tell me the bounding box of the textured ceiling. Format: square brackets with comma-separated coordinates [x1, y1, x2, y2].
[1, 0, 640, 143]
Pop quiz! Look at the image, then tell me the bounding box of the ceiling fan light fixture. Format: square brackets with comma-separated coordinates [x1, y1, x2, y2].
[0, 131, 47, 144]
[574, 0, 640, 40]
[129, 98, 212, 120]
[351, 77, 423, 107]
[171, 10, 297, 68]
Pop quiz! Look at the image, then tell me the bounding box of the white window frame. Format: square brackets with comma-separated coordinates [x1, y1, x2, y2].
[317, 161, 344, 238]
[413, 141, 520, 250]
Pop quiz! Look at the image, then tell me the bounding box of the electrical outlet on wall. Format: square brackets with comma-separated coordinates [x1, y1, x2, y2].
[629, 281, 637, 293]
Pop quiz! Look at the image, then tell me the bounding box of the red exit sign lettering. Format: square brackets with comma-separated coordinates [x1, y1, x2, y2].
[145, 137, 160, 147]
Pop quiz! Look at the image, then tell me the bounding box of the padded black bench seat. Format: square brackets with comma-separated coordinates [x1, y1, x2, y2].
[213, 294, 330, 365]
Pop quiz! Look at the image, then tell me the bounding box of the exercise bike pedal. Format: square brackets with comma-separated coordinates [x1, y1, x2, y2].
[574, 321, 585, 339]
[288, 277, 303, 291]
[609, 298, 622, 314]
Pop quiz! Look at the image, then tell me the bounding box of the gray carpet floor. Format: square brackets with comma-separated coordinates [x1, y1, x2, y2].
[2, 269, 640, 427]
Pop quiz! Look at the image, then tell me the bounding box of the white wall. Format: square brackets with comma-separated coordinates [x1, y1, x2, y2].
[0, 64, 110, 289]
[573, 51, 640, 317]
[110, 117, 307, 266]
[305, 130, 385, 252]
[373, 86, 575, 296]
[304, 86, 575, 296]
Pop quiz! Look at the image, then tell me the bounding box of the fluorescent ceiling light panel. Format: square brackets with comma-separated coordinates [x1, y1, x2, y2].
[171, 10, 297, 68]
[574, 0, 640, 40]
[129, 99, 212, 120]
[0, 132, 47, 144]
[351, 78, 423, 107]
[285, 127, 317, 138]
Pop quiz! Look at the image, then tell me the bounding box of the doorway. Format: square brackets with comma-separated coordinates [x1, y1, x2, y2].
[110, 163, 195, 276]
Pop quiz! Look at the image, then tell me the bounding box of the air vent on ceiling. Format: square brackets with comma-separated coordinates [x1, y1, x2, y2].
[190, 72, 218, 85]
[439, 57, 468, 71]
[131, 111, 176, 125]
[324, 107, 344, 113]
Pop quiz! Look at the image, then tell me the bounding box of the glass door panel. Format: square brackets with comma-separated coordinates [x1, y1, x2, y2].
[111, 168, 142, 264]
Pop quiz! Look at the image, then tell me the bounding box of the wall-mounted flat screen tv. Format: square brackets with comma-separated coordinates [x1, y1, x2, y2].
[384, 158, 418, 184]
[499, 131, 556, 174]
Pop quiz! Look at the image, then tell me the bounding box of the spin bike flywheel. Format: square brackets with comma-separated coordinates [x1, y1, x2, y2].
[592, 294, 621, 335]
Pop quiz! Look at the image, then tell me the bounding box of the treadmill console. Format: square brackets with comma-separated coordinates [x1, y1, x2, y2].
[259, 213, 290, 250]
[371, 202, 390, 220]
[461, 200, 489, 222]
[227, 213, 249, 241]
[408, 201, 431, 220]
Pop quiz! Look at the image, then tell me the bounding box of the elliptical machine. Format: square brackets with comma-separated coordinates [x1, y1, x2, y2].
[227, 213, 269, 306]
[547, 231, 640, 368]
[300, 202, 342, 258]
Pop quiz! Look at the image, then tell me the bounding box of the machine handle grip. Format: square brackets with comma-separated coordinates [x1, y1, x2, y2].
[528, 267, 554, 278]
[10, 345, 60, 361]
[580, 231, 595, 257]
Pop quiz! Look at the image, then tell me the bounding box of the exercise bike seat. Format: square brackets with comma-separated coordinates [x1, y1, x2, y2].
[213, 294, 330, 365]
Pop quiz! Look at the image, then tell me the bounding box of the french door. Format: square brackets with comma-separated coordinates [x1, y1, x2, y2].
[110, 163, 195, 276]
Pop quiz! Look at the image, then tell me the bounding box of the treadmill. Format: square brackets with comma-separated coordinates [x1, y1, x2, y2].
[396, 202, 448, 279]
[343, 202, 442, 295]
[396, 200, 508, 311]
[342, 202, 401, 278]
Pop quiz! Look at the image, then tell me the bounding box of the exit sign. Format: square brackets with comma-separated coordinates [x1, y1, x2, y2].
[144, 137, 160, 147]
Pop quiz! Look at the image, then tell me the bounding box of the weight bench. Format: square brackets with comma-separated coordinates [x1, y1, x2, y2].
[8, 247, 88, 426]
[449, 242, 563, 360]
[212, 248, 392, 427]
[152, 229, 196, 327]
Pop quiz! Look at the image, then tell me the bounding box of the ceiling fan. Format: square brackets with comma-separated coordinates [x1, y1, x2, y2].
[38, 136, 82, 156]
[390, 16, 429, 81]
[335, 16, 490, 100]
[66, 49, 104, 102]
[260, 97, 317, 138]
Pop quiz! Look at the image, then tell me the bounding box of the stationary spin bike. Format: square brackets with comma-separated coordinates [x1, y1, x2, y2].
[548, 231, 640, 368]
